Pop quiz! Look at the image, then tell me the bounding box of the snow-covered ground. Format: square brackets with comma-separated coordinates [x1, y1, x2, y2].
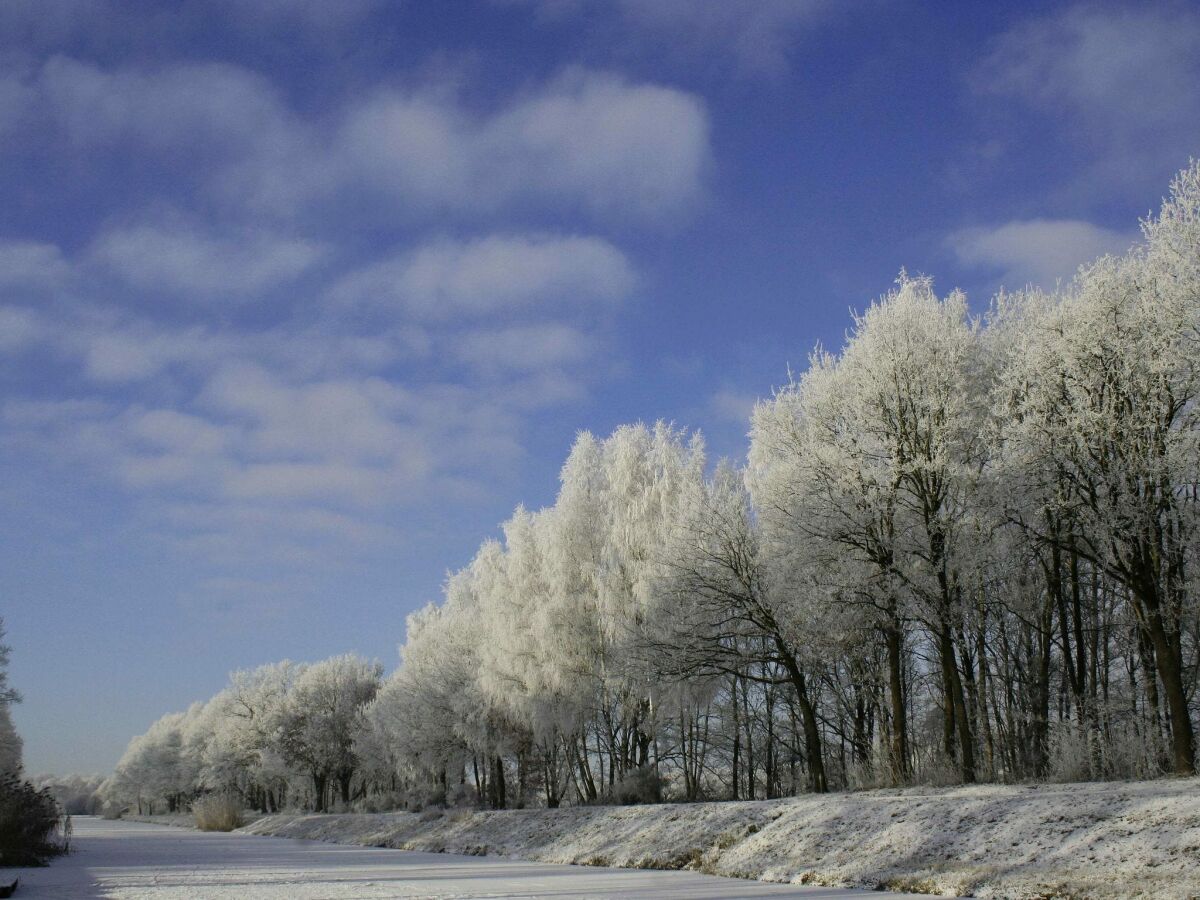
[239, 778, 1200, 899]
[11, 816, 904, 898]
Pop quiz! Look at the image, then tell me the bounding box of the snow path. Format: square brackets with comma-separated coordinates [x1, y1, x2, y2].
[12, 818, 908, 898]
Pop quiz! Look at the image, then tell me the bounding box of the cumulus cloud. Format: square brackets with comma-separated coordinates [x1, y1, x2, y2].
[0, 240, 72, 290]
[0, 306, 44, 351]
[975, 5, 1200, 128]
[0, 33, 676, 598]
[515, 0, 840, 77]
[128, 408, 232, 458]
[1, 299, 569, 520]
[201, 365, 411, 463]
[316, 69, 710, 221]
[331, 234, 635, 321]
[193, 365, 525, 507]
[452, 323, 595, 375]
[214, 0, 384, 28]
[709, 388, 759, 426]
[37, 55, 289, 152]
[0, 0, 384, 54]
[81, 326, 226, 383]
[620, 0, 838, 76]
[972, 4, 1200, 194]
[89, 220, 325, 300]
[14, 57, 709, 224]
[947, 218, 1135, 289]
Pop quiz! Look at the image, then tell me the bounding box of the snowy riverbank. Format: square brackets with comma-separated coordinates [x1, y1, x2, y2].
[232, 778, 1200, 899]
[22, 817, 893, 898]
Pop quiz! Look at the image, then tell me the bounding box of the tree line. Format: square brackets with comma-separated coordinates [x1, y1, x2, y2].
[0, 620, 69, 865]
[102, 161, 1200, 815]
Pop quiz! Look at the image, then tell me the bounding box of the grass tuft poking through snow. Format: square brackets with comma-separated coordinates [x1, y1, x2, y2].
[238, 778, 1200, 899]
[191, 793, 245, 832]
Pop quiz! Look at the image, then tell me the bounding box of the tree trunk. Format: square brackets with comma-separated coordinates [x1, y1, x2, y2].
[939, 622, 975, 782]
[311, 771, 328, 812]
[884, 615, 909, 783]
[775, 639, 827, 793]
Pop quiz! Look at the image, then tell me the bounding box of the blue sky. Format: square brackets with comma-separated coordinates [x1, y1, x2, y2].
[2, 0, 1198, 775]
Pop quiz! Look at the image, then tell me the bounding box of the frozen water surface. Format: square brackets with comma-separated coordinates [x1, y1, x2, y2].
[12, 817, 906, 899]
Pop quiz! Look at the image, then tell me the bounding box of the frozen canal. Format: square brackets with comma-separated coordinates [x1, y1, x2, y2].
[13, 817, 911, 898]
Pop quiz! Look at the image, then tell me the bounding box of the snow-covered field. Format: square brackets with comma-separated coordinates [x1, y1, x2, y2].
[237, 778, 1200, 899]
[11, 817, 900, 898]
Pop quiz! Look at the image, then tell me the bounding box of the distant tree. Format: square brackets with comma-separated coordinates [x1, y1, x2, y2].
[278, 655, 382, 810]
[30, 774, 105, 815]
[0, 710, 21, 779]
[105, 160, 1200, 806]
[995, 164, 1200, 775]
[0, 620, 22, 777]
[653, 461, 829, 792]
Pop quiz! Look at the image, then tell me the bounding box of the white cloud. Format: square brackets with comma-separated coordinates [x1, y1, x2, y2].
[617, 0, 836, 77]
[0, 306, 43, 351]
[709, 388, 758, 426]
[27, 302, 421, 385]
[7, 347, 527, 515]
[2, 397, 109, 428]
[452, 323, 595, 374]
[516, 0, 839, 77]
[17, 58, 710, 223]
[89, 220, 325, 300]
[332, 234, 635, 321]
[128, 408, 232, 457]
[976, 5, 1200, 129]
[0, 0, 384, 55]
[972, 5, 1200, 193]
[1, 290, 579, 521]
[167, 502, 401, 548]
[320, 70, 709, 221]
[79, 324, 221, 383]
[214, 0, 384, 28]
[0, 240, 71, 290]
[478, 69, 709, 220]
[38, 55, 289, 152]
[201, 364, 415, 464]
[947, 218, 1135, 289]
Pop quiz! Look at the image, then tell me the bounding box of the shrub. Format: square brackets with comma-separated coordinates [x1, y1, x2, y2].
[1048, 720, 1165, 783]
[404, 783, 447, 813]
[352, 791, 405, 813]
[612, 766, 664, 805]
[191, 793, 244, 832]
[0, 773, 68, 866]
[913, 753, 961, 788]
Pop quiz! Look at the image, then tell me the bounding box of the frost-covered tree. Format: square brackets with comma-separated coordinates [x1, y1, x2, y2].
[110, 160, 1200, 803]
[199, 662, 298, 811]
[751, 276, 987, 783]
[652, 461, 829, 792]
[476, 507, 575, 806]
[994, 165, 1200, 775]
[592, 423, 706, 786]
[0, 706, 21, 778]
[30, 773, 106, 815]
[104, 710, 193, 814]
[278, 654, 382, 810]
[0, 620, 21, 778]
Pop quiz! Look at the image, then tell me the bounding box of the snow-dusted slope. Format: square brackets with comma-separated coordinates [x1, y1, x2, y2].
[14, 817, 898, 898]
[240, 778, 1200, 899]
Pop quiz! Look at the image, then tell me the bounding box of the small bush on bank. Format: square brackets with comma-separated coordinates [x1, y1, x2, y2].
[351, 791, 405, 813]
[404, 783, 448, 813]
[0, 773, 68, 866]
[612, 766, 664, 805]
[191, 793, 244, 832]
